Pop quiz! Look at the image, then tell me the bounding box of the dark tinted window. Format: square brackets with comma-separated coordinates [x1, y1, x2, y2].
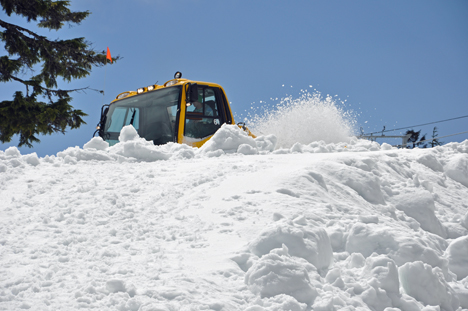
[104, 86, 180, 145]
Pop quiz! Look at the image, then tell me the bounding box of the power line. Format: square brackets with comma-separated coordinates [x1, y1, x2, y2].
[362, 115, 468, 136]
[417, 130, 468, 144]
[391, 130, 468, 148]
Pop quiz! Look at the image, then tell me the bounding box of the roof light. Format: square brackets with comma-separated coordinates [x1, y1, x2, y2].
[165, 80, 177, 87]
[137, 87, 145, 94]
[147, 85, 155, 91]
[116, 91, 131, 100]
[174, 71, 182, 79]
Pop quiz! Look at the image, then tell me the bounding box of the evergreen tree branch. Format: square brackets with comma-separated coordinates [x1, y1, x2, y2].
[0, 91, 87, 147]
[0, 0, 89, 30]
[0, 0, 120, 147]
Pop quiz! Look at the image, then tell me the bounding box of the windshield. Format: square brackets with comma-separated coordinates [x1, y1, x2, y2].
[103, 86, 181, 146]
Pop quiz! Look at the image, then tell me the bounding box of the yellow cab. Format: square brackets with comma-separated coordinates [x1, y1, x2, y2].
[94, 71, 254, 148]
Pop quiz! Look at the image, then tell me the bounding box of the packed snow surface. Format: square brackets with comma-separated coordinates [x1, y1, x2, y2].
[1, 124, 468, 311]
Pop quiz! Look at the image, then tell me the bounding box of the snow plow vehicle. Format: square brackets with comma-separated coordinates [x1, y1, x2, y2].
[94, 72, 254, 147]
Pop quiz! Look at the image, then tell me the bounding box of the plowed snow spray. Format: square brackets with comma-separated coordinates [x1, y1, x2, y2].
[245, 91, 358, 149]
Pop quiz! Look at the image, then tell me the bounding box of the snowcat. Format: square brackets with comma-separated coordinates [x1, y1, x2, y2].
[94, 72, 254, 147]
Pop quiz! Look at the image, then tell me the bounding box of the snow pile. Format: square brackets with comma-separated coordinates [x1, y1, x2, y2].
[1, 126, 468, 311]
[11, 124, 388, 166]
[394, 191, 447, 238]
[399, 261, 459, 311]
[247, 219, 333, 272]
[244, 244, 319, 306]
[446, 236, 468, 280]
[444, 154, 468, 187]
[200, 124, 259, 156]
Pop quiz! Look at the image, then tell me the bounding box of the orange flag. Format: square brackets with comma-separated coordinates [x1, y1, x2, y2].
[106, 47, 112, 63]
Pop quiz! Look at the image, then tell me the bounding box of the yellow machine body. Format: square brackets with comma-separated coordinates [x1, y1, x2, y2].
[96, 73, 254, 148]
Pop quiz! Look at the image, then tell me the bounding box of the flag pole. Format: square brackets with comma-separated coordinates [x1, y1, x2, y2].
[102, 47, 112, 105]
[102, 57, 107, 106]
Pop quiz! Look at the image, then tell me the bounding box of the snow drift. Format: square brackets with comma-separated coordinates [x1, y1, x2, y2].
[1, 124, 468, 311]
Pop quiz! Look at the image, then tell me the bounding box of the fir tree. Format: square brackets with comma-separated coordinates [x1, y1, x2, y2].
[405, 129, 427, 149]
[430, 126, 443, 147]
[0, 0, 118, 147]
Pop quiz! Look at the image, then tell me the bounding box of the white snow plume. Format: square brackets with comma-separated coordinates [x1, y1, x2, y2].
[246, 91, 357, 149]
[1, 125, 468, 311]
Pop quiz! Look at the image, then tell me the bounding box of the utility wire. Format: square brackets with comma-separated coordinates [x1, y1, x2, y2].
[416, 130, 468, 144]
[362, 115, 468, 136]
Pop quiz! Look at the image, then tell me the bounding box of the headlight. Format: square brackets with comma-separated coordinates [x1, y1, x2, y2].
[147, 85, 155, 91]
[137, 87, 145, 94]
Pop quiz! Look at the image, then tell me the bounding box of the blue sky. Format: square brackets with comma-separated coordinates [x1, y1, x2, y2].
[1, 0, 467, 156]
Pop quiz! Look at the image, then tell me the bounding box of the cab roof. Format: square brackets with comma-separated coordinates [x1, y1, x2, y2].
[110, 72, 222, 104]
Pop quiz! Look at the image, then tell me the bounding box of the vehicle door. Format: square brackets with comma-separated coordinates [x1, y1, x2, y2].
[183, 86, 226, 146]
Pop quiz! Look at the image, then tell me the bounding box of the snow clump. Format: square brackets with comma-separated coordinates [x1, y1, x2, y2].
[248, 220, 333, 272]
[245, 244, 319, 306]
[399, 261, 460, 311]
[445, 236, 468, 280]
[444, 154, 468, 187]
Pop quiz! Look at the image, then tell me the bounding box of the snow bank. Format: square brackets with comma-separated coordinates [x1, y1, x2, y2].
[344, 221, 455, 279]
[0, 125, 410, 168]
[57, 126, 196, 163]
[0, 147, 40, 170]
[1, 124, 468, 311]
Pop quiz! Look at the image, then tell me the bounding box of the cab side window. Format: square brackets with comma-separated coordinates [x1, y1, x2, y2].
[184, 87, 224, 139]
